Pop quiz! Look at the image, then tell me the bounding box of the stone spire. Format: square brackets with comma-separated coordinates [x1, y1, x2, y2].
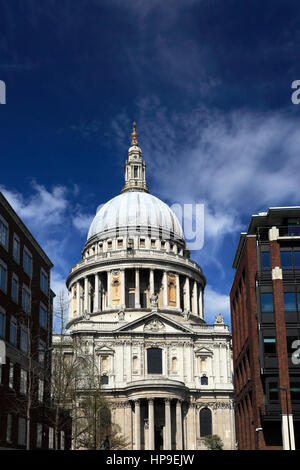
[121, 122, 149, 193]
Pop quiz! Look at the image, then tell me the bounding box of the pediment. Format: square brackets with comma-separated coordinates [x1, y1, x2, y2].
[94, 345, 115, 354]
[194, 346, 213, 356]
[116, 312, 193, 334]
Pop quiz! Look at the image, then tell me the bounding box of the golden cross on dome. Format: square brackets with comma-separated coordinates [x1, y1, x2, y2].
[131, 121, 138, 146]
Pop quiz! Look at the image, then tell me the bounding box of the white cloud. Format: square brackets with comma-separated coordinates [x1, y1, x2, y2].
[72, 212, 94, 236]
[204, 285, 230, 324]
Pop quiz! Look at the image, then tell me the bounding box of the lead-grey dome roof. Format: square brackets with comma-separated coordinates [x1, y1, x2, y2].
[87, 191, 184, 240]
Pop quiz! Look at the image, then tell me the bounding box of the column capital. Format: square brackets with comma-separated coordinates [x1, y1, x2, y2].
[148, 398, 155, 405]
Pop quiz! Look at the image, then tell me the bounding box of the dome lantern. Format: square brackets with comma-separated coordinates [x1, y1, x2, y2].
[121, 121, 149, 193]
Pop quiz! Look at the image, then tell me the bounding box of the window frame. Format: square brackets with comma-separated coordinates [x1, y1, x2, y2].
[40, 268, 48, 295]
[13, 233, 20, 263]
[0, 259, 8, 293]
[11, 273, 19, 304]
[0, 306, 5, 338]
[22, 284, 31, 314]
[10, 315, 17, 346]
[0, 215, 9, 251]
[23, 246, 32, 277]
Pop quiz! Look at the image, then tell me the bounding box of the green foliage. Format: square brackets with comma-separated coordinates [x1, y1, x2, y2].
[203, 434, 224, 450]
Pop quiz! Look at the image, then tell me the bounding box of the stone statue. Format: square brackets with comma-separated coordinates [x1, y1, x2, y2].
[215, 313, 224, 324]
[150, 292, 158, 309]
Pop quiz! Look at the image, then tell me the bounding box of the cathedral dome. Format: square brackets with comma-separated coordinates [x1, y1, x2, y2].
[87, 191, 184, 241]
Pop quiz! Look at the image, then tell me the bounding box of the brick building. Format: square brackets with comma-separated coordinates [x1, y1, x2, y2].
[0, 192, 70, 449]
[230, 207, 300, 450]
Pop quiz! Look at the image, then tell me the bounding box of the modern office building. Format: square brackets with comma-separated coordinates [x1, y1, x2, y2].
[230, 208, 300, 450]
[64, 124, 235, 450]
[0, 192, 70, 449]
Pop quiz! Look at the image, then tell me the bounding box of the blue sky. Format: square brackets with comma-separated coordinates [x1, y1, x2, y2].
[0, 0, 300, 324]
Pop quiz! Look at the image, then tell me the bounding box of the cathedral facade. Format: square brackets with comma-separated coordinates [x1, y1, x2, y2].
[64, 124, 235, 450]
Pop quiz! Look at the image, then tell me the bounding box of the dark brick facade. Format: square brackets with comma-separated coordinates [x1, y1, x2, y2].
[0, 192, 71, 449]
[230, 209, 300, 450]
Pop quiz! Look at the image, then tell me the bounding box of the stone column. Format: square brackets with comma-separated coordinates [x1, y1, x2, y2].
[107, 271, 111, 308]
[149, 269, 154, 297]
[163, 271, 168, 307]
[76, 281, 81, 316]
[68, 289, 72, 318]
[121, 269, 125, 307]
[198, 287, 203, 319]
[164, 399, 171, 450]
[94, 273, 99, 313]
[125, 402, 133, 450]
[176, 400, 183, 450]
[84, 277, 89, 313]
[176, 274, 180, 309]
[134, 400, 141, 450]
[193, 281, 198, 316]
[184, 276, 190, 311]
[148, 399, 155, 450]
[135, 268, 141, 308]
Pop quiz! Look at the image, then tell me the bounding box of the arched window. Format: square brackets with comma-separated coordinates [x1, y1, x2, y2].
[201, 375, 208, 385]
[147, 348, 162, 374]
[172, 357, 177, 371]
[200, 407, 212, 437]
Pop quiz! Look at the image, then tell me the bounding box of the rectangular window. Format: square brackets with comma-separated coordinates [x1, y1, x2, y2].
[290, 382, 300, 401]
[20, 369, 27, 395]
[13, 234, 20, 263]
[280, 251, 292, 269]
[38, 379, 44, 402]
[284, 292, 297, 312]
[10, 316, 17, 345]
[0, 216, 8, 250]
[0, 308, 5, 338]
[9, 362, 14, 389]
[117, 239, 123, 248]
[40, 268, 48, 295]
[11, 274, 19, 303]
[261, 251, 270, 270]
[151, 239, 156, 248]
[39, 340, 46, 364]
[37, 423, 42, 448]
[6, 414, 12, 443]
[139, 238, 145, 247]
[261, 293, 274, 313]
[0, 260, 7, 293]
[60, 431, 65, 450]
[20, 327, 28, 353]
[268, 382, 279, 401]
[107, 241, 112, 249]
[294, 251, 300, 269]
[134, 166, 138, 178]
[18, 417, 26, 446]
[22, 285, 31, 313]
[23, 247, 32, 277]
[39, 303, 47, 329]
[147, 348, 162, 374]
[49, 427, 54, 449]
[263, 337, 276, 354]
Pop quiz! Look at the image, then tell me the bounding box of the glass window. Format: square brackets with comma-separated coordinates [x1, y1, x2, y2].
[261, 293, 274, 313]
[13, 234, 20, 263]
[37, 423, 42, 448]
[0, 309, 5, 338]
[39, 341, 45, 364]
[11, 275, 19, 303]
[0, 216, 8, 250]
[6, 414, 12, 443]
[263, 337, 276, 354]
[284, 292, 297, 312]
[38, 379, 44, 402]
[20, 369, 27, 395]
[49, 427, 54, 449]
[200, 407, 212, 437]
[0, 261, 7, 293]
[22, 286, 31, 313]
[294, 251, 300, 269]
[261, 252, 270, 270]
[280, 251, 292, 269]
[147, 348, 162, 374]
[134, 166, 138, 178]
[18, 417, 26, 446]
[290, 383, 300, 401]
[23, 248, 32, 276]
[101, 375, 109, 385]
[201, 375, 208, 385]
[269, 382, 279, 401]
[20, 327, 28, 353]
[40, 269, 48, 294]
[9, 362, 14, 389]
[39, 304, 47, 329]
[10, 316, 17, 345]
